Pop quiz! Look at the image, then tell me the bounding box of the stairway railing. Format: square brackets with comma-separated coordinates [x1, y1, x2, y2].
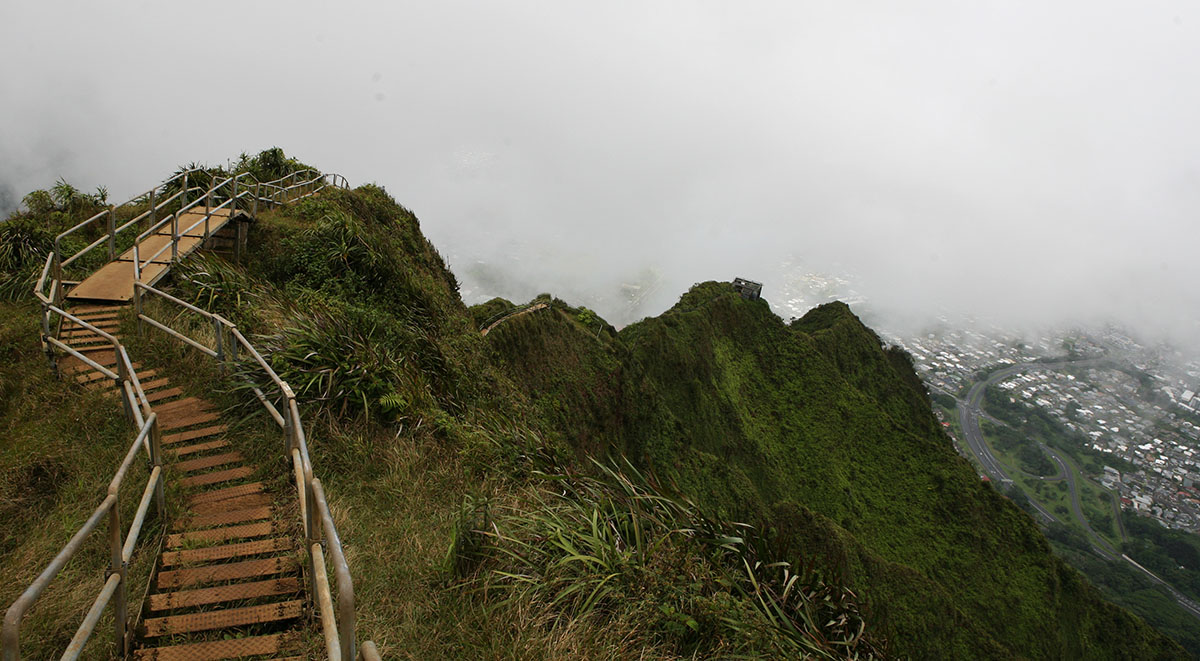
[1, 309, 162, 661]
[10, 166, 371, 659]
[135, 280, 362, 661]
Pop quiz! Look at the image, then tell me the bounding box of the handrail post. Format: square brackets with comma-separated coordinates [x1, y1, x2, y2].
[171, 212, 179, 262]
[116, 352, 133, 423]
[107, 206, 116, 260]
[150, 416, 165, 515]
[213, 317, 225, 372]
[253, 183, 260, 217]
[147, 188, 156, 234]
[134, 283, 143, 339]
[181, 172, 189, 207]
[108, 499, 128, 658]
[231, 177, 239, 214]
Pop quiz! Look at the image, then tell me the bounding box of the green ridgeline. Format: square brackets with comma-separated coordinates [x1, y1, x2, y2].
[481, 283, 1187, 659]
[3, 154, 1187, 658]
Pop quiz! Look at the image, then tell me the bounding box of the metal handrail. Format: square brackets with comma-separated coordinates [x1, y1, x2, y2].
[136, 280, 364, 661]
[17, 165, 362, 659]
[3, 307, 162, 660]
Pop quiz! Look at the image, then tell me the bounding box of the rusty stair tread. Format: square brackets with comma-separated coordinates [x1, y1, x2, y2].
[154, 396, 215, 415]
[146, 386, 184, 403]
[60, 350, 118, 372]
[164, 425, 228, 445]
[171, 439, 231, 456]
[64, 334, 116, 347]
[189, 482, 264, 505]
[148, 577, 301, 611]
[168, 521, 279, 548]
[174, 505, 273, 531]
[161, 537, 293, 567]
[178, 465, 253, 488]
[133, 633, 291, 660]
[191, 493, 272, 515]
[140, 377, 172, 392]
[70, 304, 125, 315]
[176, 450, 243, 472]
[160, 410, 220, 431]
[157, 556, 297, 590]
[76, 365, 148, 383]
[141, 599, 303, 636]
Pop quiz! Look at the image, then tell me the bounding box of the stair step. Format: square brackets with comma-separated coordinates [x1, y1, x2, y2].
[179, 465, 253, 488]
[173, 505, 272, 531]
[71, 304, 124, 315]
[161, 537, 292, 567]
[189, 482, 264, 505]
[171, 439, 230, 457]
[191, 493, 272, 515]
[155, 397, 213, 416]
[157, 556, 297, 590]
[149, 577, 300, 611]
[146, 386, 184, 403]
[168, 521, 278, 548]
[164, 425, 227, 445]
[140, 599, 303, 636]
[140, 377, 172, 392]
[60, 350, 117, 372]
[160, 410, 220, 431]
[61, 322, 119, 335]
[133, 633, 291, 660]
[63, 315, 119, 326]
[176, 451, 243, 473]
[76, 365, 147, 384]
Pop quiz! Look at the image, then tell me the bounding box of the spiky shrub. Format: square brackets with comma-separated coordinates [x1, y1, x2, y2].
[0, 218, 54, 300]
[449, 460, 883, 659]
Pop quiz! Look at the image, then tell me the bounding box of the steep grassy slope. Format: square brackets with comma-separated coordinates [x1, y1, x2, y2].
[483, 284, 1186, 659]
[3, 152, 1186, 658]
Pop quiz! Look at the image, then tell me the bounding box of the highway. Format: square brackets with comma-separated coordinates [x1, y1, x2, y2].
[955, 358, 1200, 620]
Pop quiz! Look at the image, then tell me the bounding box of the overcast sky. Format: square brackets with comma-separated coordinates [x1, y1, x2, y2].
[3, 2, 1198, 345]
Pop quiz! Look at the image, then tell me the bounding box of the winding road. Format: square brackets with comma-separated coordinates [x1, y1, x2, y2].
[955, 358, 1200, 619]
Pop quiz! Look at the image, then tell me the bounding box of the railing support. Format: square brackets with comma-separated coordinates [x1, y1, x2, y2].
[107, 206, 117, 261]
[147, 188, 156, 234]
[149, 418, 165, 516]
[181, 172, 189, 207]
[213, 317, 225, 372]
[171, 212, 179, 262]
[108, 499, 128, 659]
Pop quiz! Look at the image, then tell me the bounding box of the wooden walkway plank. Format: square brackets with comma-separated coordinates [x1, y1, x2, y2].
[178, 465, 253, 488]
[170, 439, 230, 457]
[159, 410, 220, 431]
[145, 386, 184, 403]
[160, 537, 292, 567]
[133, 633, 288, 660]
[141, 599, 302, 637]
[190, 493, 272, 515]
[173, 505, 272, 531]
[163, 425, 227, 445]
[175, 450, 242, 473]
[188, 482, 264, 505]
[148, 577, 300, 611]
[157, 557, 297, 590]
[167, 521, 278, 548]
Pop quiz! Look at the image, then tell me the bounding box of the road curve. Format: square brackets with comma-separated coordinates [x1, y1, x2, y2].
[955, 358, 1200, 620]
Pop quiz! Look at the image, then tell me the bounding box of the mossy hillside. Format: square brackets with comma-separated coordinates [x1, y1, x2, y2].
[484, 282, 1185, 659]
[180, 183, 886, 656]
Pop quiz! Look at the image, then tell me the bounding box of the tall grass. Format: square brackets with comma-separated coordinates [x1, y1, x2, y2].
[448, 460, 883, 659]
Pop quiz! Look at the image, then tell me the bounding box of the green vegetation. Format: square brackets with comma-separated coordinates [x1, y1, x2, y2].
[1, 150, 1191, 658]
[1124, 517, 1200, 605]
[486, 283, 1185, 658]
